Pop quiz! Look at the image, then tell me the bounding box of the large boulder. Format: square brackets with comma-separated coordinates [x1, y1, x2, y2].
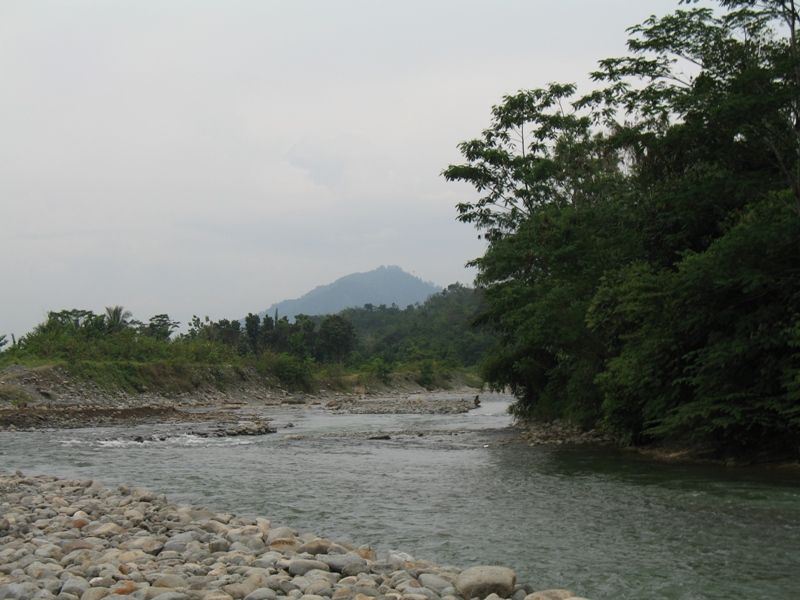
[122, 536, 164, 555]
[243, 590, 278, 600]
[266, 527, 299, 552]
[200, 520, 231, 536]
[455, 566, 516, 600]
[418, 574, 455, 595]
[317, 553, 366, 573]
[0, 582, 42, 600]
[81, 588, 111, 600]
[60, 577, 90, 597]
[265, 527, 296, 544]
[297, 538, 333, 555]
[287, 559, 330, 576]
[151, 575, 187, 590]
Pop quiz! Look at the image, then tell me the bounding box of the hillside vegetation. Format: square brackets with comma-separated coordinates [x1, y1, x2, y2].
[0, 284, 493, 402]
[260, 265, 441, 322]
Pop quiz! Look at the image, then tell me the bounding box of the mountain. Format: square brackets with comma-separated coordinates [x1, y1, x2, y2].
[259, 266, 441, 322]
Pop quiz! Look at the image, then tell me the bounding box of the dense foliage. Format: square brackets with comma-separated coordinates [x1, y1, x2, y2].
[0, 285, 494, 392]
[341, 284, 490, 363]
[445, 0, 800, 457]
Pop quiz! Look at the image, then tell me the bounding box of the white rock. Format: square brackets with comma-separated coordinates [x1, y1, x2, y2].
[455, 566, 516, 600]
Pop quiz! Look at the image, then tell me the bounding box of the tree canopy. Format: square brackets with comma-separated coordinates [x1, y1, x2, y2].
[445, 0, 800, 458]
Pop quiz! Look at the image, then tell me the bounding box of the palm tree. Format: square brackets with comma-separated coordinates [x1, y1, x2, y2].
[105, 306, 133, 333]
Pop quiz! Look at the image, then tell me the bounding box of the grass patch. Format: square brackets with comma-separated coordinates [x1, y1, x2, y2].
[1, 356, 483, 400]
[67, 361, 213, 395]
[260, 353, 315, 392]
[316, 364, 353, 392]
[0, 386, 32, 407]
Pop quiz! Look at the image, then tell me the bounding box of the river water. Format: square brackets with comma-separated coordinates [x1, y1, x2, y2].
[1, 392, 799, 599]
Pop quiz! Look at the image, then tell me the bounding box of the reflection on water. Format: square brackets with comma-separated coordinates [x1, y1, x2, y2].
[0, 393, 798, 600]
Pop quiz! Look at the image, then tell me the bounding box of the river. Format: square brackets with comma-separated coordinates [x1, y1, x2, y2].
[1, 392, 798, 599]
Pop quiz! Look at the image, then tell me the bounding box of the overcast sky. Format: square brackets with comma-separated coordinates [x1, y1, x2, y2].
[2, 1, 696, 338]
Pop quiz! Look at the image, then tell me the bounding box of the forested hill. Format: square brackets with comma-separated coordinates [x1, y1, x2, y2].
[258, 266, 441, 322]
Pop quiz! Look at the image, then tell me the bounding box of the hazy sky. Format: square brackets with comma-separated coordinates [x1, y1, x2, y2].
[2, 1, 694, 338]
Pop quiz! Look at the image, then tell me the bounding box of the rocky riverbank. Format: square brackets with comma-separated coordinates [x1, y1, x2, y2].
[0, 394, 482, 433]
[0, 365, 619, 453]
[0, 366, 460, 414]
[0, 365, 343, 415]
[0, 365, 482, 432]
[0, 471, 591, 600]
[325, 396, 476, 415]
[512, 422, 613, 448]
[0, 405, 278, 436]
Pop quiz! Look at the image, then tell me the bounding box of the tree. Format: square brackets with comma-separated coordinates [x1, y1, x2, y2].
[105, 306, 133, 333]
[185, 315, 212, 339]
[588, 0, 800, 211]
[214, 319, 241, 349]
[589, 197, 800, 452]
[584, 0, 800, 452]
[445, 0, 800, 457]
[38, 309, 105, 335]
[288, 314, 316, 359]
[442, 84, 627, 242]
[581, 1, 799, 268]
[142, 314, 180, 342]
[244, 313, 261, 355]
[316, 314, 356, 363]
[442, 83, 634, 423]
[264, 317, 292, 355]
[340, 284, 497, 368]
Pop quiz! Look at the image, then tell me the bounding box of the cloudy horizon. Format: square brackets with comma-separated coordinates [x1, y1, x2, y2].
[2, 1, 696, 338]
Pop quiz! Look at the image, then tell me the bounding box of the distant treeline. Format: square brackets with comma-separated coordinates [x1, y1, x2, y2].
[0, 284, 495, 390]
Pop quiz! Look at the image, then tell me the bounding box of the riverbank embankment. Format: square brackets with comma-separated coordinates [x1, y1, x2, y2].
[0, 471, 590, 600]
[0, 364, 608, 445]
[0, 364, 635, 458]
[0, 364, 395, 414]
[0, 365, 482, 432]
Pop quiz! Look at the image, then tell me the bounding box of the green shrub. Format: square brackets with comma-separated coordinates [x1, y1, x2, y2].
[366, 358, 392, 384]
[416, 359, 435, 388]
[262, 352, 314, 391]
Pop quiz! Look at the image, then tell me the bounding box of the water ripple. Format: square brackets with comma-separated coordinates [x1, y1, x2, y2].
[1, 394, 798, 600]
